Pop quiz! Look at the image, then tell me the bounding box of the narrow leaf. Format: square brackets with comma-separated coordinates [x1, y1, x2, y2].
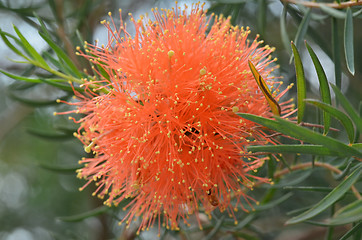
[326, 199, 362, 225]
[257, 0, 266, 38]
[344, 8, 355, 75]
[291, 42, 306, 123]
[38, 163, 78, 174]
[248, 60, 281, 116]
[330, 84, 362, 133]
[9, 91, 69, 107]
[339, 222, 362, 240]
[233, 213, 256, 231]
[237, 113, 362, 158]
[283, 186, 349, 194]
[58, 206, 109, 222]
[43, 52, 65, 70]
[320, 5, 345, 19]
[0, 29, 27, 58]
[232, 232, 258, 240]
[267, 156, 276, 179]
[352, 8, 362, 17]
[203, 215, 225, 240]
[40, 78, 83, 92]
[248, 144, 343, 156]
[272, 171, 312, 188]
[294, 8, 311, 50]
[280, 4, 291, 55]
[276, 154, 292, 172]
[305, 42, 331, 134]
[332, 17, 342, 90]
[0, 70, 42, 83]
[27, 128, 74, 140]
[305, 99, 355, 143]
[13, 25, 49, 68]
[287, 5, 332, 59]
[8, 81, 38, 91]
[357, 102, 362, 143]
[285, 164, 361, 225]
[352, 143, 362, 151]
[39, 32, 82, 78]
[33, 12, 52, 39]
[252, 192, 293, 211]
[333, 159, 354, 181]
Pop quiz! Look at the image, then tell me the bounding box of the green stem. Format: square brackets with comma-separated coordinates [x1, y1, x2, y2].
[28, 59, 109, 94]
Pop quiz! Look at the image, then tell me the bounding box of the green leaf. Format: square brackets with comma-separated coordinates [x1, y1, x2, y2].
[291, 42, 306, 123]
[0, 29, 27, 58]
[285, 164, 362, 225]
[333, 159, 354, 181]
[230, 3, 243, 26]
[42, 51, 65, 70]
[293, 8, 311, 48]
[203, 215, 225, 240]
[27, 128, 74, 141]
[287, 5, 332, 59]
[237, 113, 362, 158]
[233, 213, 256, 231]
[357, 103, 362, 143]
[248, 144, 343, 156]
[252, 192, 293, 211]
[39, 32, 82, 78]
[257, 0, 266, 38]
[305, 99, 355, 143]
[13, 25, 49, 68]
[209, 0, 247, 3]
[339, 222, 362, 240]
[8, 91, 69, 107]
[38, 163, 78, 174]
[267, 155, 276, 179]
[280, 4, 291, 55]
[0, 70, 42, 83]
[344, 7, 355, 75]
[353, 8, 362, 18]
[330, 84, 362, 134]
[272, 170, 312, 188]
[332, 17, 341, 90]
[293, 8, 311, 51]
[232, 232, 258, 240]
[352, 143, 362, 151]
[277, 154, 292, 172]
[8, 81, 38, 91]
[58, 206, 109, 222]
[40, 78, 83, 92]
[326, 199, 362, 225]
[96, 64, 110, 81]
[33, 12, 52, 39]
[320, 5, 345, 19]
[283, 186, 351, 194]
[248, 60, 281, 116]
[305, 42, 331, 135]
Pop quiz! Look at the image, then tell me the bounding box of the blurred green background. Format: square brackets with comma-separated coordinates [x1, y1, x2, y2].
[0, 0, 361, 239]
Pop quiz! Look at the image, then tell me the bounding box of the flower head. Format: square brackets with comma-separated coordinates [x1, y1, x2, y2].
[66, 2, 293, 233]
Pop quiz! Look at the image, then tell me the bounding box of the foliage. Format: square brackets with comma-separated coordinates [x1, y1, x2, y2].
[0, 0, 361, 239]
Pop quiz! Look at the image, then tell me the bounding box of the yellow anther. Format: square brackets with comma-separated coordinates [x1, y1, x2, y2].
[168, 50, 175, 57]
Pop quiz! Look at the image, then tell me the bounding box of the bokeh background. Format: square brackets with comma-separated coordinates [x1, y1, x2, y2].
[0, 0, 361, 239]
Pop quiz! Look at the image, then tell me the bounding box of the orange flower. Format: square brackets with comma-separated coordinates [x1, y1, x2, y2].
[65, 2, 293, 233]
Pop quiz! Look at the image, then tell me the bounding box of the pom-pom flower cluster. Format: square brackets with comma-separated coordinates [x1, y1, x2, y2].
[63, 2, 294, 233]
